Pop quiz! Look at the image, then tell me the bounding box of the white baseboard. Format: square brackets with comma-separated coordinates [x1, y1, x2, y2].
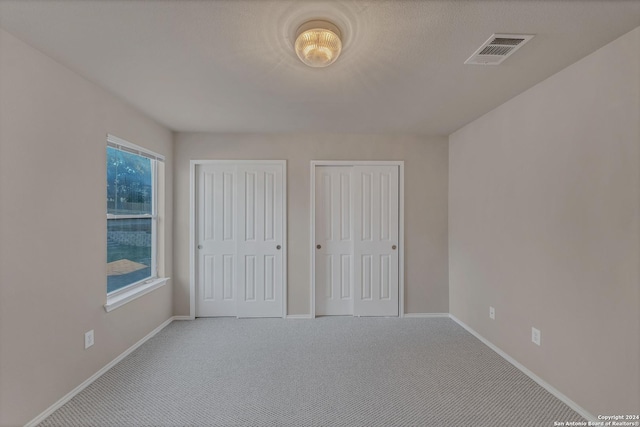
[403, 313, 450, 318]
[288, 313, 450, 319]
[448, 314, 596, 422]
[173, 315, 194, 321]
[25, 316, 177, 427]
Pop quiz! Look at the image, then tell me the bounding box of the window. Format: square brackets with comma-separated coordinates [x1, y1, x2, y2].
[106, 135, 163, 296]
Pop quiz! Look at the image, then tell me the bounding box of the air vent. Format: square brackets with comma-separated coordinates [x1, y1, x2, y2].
[465, 33, 534, 65]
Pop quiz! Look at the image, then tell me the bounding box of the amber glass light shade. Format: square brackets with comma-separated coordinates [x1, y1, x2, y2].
[294, 21, 342, 67]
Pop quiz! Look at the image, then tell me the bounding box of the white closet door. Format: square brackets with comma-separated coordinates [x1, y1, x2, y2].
[315, 166, 354, 315]
[196, 164, 237, 317]
[236, 164, 284, 317]
[353, 165, 399, 316]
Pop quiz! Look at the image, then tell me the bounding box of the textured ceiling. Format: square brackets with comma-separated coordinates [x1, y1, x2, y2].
[1, 0, 639, 135]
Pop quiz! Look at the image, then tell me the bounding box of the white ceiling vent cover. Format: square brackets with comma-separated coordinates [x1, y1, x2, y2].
[465, 33, 535, 65]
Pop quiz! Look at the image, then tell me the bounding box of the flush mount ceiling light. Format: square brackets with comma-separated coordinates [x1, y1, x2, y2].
[294, 20, 342, 67]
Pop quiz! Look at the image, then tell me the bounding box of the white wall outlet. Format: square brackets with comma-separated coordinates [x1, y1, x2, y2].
[489, 306, 495, 320]
[531, 327, 541, 346]
[84, 330, 94, 349]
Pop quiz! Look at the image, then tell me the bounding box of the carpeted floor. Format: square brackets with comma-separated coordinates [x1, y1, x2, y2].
[39, 317, 584, 426]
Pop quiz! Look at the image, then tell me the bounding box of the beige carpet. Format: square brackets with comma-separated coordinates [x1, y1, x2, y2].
[39, 317, 585, 426]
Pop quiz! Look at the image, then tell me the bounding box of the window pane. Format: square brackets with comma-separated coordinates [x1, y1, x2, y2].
[107, 218, 152, 293]
[107, 147, 152, 215]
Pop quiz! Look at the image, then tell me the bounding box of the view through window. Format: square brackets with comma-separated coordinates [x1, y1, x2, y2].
[107, 143, 157, 294]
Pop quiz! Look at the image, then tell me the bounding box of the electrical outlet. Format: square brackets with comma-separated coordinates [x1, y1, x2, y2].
[489, 306, 495, 320]
[531, 327, 541, 346]
[84, 330, 94, 349]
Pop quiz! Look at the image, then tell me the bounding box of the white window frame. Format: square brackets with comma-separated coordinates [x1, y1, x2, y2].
[105, 134, 168, 312]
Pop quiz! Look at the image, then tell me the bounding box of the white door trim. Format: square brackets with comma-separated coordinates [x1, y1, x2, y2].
[310, 160, 405, 318]
[189, 160, 287, 319]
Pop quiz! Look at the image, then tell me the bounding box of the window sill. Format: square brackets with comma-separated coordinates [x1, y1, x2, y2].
[104, 277, 170, 312]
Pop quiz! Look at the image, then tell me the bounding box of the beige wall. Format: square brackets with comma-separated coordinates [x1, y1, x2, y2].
[174, 133, 449, 316]
[449, 27, 640, 415]
[0, 30, 174, 426]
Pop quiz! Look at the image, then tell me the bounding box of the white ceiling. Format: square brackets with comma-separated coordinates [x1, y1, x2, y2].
[1, 0, 639, 135]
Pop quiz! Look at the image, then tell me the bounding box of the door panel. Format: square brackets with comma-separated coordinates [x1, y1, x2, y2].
[353, 166, 399, 316]
[315, 167, 354, 315]
[237, 165, 284, 317]
[196, 164, 237, 316]
[196, 162, 285, 318]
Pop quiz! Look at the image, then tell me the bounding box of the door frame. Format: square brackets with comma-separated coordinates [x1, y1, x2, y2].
[310, 161, 405, 318]
[189, 160, 287, 319]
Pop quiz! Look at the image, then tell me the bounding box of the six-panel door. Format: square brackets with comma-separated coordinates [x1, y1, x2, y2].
[196, 163, 284, 318]
[197, 164, 238, 317]
[353, 166, 399, 317]
[236, 164, 284, 317]
[315, 164, 400, 317]
[197, 162, 398, 318]
[315, 166, 354, 315]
